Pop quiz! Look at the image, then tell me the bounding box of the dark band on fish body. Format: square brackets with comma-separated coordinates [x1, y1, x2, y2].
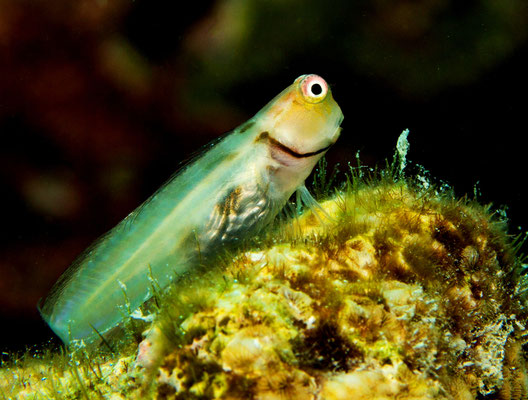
[256, 131, 332, 158]
[237, 120, 256, 134]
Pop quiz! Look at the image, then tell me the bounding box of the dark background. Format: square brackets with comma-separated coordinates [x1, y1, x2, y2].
[1, 0, 527, 353]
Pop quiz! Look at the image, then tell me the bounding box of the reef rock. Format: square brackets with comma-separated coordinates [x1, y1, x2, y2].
[2, 176, 528, 399]
[138, 178, 528, 399]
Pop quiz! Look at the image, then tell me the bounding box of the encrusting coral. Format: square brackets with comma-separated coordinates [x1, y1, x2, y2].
[2, 139, 528, 399]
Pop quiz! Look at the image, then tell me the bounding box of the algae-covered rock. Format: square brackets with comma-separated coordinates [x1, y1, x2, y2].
[2, 166, 528, 399]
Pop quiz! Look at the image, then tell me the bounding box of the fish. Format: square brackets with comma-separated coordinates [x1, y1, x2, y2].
[39, 74, 344, 345]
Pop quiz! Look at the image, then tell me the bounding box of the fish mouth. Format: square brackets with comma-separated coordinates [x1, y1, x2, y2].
[256, 131, 332, 166]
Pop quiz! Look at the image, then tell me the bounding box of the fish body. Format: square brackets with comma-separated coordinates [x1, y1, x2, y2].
[39, 74, 343, 344]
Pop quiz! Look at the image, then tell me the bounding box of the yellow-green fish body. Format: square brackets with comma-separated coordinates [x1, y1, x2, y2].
[39, 74, 343, 344]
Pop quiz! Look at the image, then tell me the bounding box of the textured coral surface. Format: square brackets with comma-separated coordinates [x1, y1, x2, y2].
[2, 177, 528, 399]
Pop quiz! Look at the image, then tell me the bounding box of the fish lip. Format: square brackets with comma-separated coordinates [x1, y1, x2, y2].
[265, 133, 332, 166]
[272, 137, 332, 158]
[255, 131, 334, 166]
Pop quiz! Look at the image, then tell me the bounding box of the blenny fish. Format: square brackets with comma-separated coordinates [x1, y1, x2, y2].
[39, 74, 344, 345]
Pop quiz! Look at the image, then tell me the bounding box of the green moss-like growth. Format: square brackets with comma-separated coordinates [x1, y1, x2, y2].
[2, 152, 528, 399]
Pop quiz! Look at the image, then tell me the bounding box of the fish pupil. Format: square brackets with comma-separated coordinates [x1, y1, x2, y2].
[310, 83, 323, 96]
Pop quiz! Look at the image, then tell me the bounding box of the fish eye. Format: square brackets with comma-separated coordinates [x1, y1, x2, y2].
[300, 75, 328, 103]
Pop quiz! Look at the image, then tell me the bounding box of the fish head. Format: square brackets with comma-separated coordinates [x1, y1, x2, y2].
[252, 74, 344, 196]
[257, 74, 343, 156]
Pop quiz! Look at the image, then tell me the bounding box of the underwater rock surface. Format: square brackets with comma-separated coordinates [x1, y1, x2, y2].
[2, 176, 528, 399]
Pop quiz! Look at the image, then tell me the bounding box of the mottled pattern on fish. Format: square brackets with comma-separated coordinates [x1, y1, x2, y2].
[39, 74, 344, 345]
